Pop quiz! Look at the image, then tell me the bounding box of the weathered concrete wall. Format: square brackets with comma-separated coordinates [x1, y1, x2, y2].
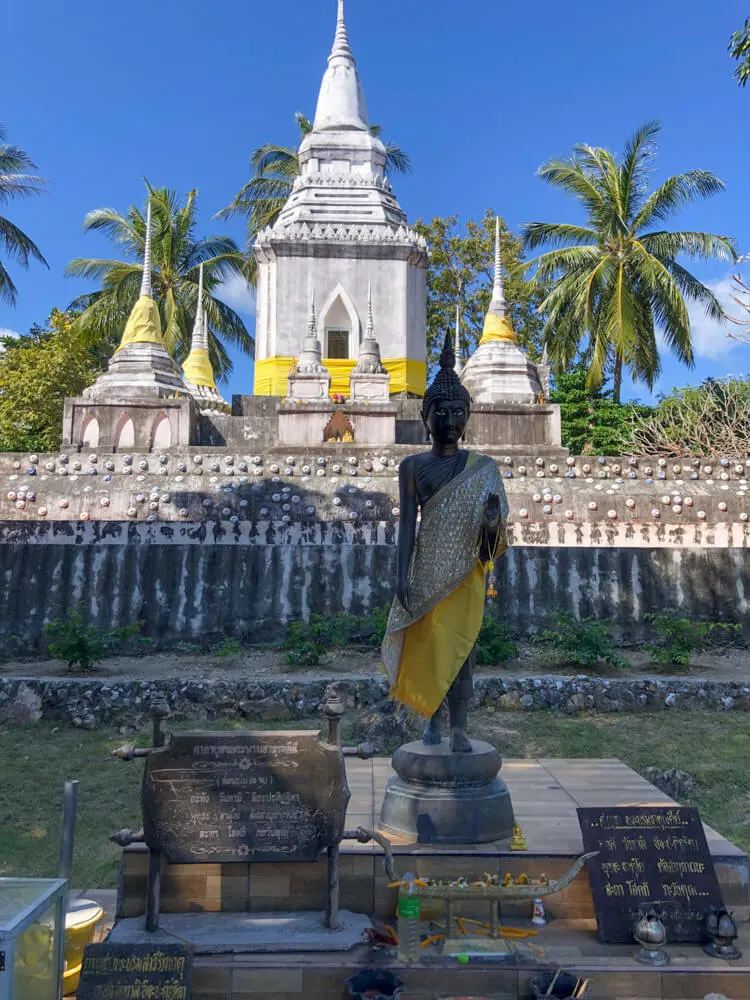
[1, 521, 748, 650]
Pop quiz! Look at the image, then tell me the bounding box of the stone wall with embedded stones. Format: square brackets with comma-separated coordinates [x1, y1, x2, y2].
[0, 675, 747, 731]
[0, 446, 748, 649]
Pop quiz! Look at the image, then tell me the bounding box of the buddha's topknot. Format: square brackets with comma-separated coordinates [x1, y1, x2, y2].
[421, 331, 472, 420]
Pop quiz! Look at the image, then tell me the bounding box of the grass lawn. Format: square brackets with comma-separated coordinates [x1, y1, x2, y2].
[0, 711, 748, 889]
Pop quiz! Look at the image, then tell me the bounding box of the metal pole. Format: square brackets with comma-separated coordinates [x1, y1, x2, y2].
[59, 780, 79, 905]
[325, 844, 341, 931]
[145, 850, 162, 933]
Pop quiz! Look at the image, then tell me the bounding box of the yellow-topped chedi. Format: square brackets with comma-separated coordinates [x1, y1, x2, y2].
[116, 202, 166, 352]
[117, 295, 164, 351]
[478, 216, 518, 346]
[181, 264, 217, 389]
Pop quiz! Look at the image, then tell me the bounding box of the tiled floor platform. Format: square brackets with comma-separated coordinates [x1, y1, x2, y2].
[114, 759, 749, 1000]
[348, 757, 745, 859]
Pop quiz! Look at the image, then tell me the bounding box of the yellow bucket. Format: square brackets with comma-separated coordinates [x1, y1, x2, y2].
[63, 901, 104, 996]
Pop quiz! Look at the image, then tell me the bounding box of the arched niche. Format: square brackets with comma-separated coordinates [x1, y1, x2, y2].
[113, 413, 135, 451]
[150, 413, 172, 451]
[318, 283, 360, 360]
[80, 414, 100, 448]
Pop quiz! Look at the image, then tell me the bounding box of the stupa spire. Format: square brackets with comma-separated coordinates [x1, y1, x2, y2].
[140, 200, 153, 298]
[454, 300, 463, 375]
[366, 282, 375, 339]
[478, 217, 517, 345]
[308, 289, 317, 336]
[491, 216, 506, 318]
[332, 0, 353, 58]
[313, 0, 368, 132]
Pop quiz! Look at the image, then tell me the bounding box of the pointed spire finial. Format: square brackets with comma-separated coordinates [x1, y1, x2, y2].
[454, 300, 463, 375]
[140, 200, 153, 298]
[308, 289, 317, 336]
[313, 0, 368, 131]
[332, 0, 353, 58]
[491, 216, 506, 318]
[366, 281, 375, 339]
[191, 264, 206, 350]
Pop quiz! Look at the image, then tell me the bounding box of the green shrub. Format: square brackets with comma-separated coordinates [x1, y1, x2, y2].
[45, 607, 144, 672]
[535, 611, 629, 670]
[282, 608, 391, 664]
[283, 621, 324, 667]
[213, 637, 244, 658]
[476, 620, 518, 665]
[372, 605, 390, 645]
[646, 611, 741, 665]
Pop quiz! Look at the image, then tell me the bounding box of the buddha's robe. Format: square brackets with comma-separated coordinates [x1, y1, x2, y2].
[382, 452, 508, 718]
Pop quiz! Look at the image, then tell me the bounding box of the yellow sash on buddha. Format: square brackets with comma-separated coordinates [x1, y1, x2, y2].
[382, 452, 507, 718]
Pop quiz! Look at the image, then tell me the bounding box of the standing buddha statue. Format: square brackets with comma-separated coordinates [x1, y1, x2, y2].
[382, 332, 509, 753]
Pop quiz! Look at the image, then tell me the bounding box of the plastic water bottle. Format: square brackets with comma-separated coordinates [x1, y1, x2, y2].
[397, 872, 421, 963]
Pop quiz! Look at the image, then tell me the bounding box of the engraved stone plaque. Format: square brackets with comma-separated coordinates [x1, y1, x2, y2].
[578, 805, 723, 943]
[142, 730, 349, 863]
[77, 942, 192, 1000]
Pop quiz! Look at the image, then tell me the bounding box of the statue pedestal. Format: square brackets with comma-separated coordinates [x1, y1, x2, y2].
[379, 739, 514, 845]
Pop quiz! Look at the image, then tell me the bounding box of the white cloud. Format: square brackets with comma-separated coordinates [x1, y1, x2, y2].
[0, 329, 19, 353]
[216, 275, 256, 317]
[687, 275, 748, 362]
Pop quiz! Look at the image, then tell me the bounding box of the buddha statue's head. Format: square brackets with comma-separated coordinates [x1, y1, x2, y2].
[422, 332, 472, 444]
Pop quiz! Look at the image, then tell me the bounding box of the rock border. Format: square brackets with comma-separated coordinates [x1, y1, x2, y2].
[0, 674, 748, 729]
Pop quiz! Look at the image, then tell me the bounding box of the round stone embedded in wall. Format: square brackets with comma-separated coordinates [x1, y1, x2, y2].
[59, 499, 69, 509]
[139, 460, 148, 471]
[697, 510, 707, 520]
[719, 501, 728, 512]
[565, 510, 574, 519]
[588, 501, 597, 511]
[519, 508, 529, 519]
[38, 507, 48, 517]
[652, 508, 661, 518]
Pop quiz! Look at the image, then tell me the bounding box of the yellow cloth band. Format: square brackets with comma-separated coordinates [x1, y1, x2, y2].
[392, 561, 487, 718]
[117, 296, 164, 350]
[480, 313, 517, 345]
[254, 356, 427, 396]
[182, 347, 217, 389]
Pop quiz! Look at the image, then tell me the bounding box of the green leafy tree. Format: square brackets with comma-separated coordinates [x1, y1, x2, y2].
[550, 367, 651, 454]
[66, 184, 253, 381]
[0, 125, 48, 305]
[0, 309, 105, 452]
[219, 113, 411, 279]
[729, 19, 750, 87]
[413, 210, 547, 367]
[523, 121, 736, 403]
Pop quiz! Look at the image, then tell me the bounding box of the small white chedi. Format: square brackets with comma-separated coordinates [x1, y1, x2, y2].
[460, 218, 546, 405]
[349, 283, 390, 402]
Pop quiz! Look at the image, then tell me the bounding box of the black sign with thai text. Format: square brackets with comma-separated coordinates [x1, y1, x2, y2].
[77, 942, 192, 1000]
[578, 806, 723, 943]
[142, 730, 350, 864]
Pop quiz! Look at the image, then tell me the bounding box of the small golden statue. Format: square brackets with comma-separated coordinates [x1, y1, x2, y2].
[510, 823, 528, 851]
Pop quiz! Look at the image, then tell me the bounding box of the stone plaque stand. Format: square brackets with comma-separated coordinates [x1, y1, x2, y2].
[379, 739, 515, 845]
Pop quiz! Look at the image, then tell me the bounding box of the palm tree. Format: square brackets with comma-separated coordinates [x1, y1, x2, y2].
[0, 125, 48, 305]
[66, 184, 253, 381]
[522, 122, 736, 402]
[220, 113, 411, 276]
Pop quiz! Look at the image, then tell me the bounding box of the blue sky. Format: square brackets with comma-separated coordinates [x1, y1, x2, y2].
[2, 0, 750, 402]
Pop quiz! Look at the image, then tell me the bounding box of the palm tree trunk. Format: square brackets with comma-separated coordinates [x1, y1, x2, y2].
[613, 354, 623, 404]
